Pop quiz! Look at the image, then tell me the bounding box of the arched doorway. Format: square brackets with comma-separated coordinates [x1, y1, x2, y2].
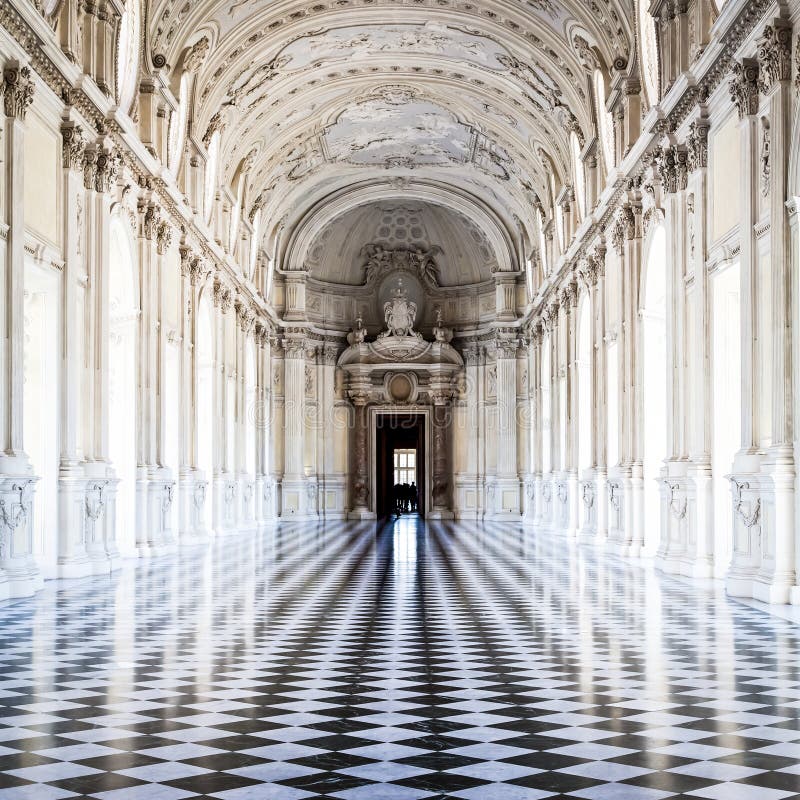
[641, 224, 667, 555]
[109, 217, 138, 556]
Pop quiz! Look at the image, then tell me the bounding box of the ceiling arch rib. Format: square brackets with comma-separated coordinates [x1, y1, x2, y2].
[283, 180, 519, 281]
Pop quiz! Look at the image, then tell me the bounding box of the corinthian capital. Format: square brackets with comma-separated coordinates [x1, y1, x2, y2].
[94, 147, 118, 194]
[156, 220, 172, 255]
[729, 59, 760, 119]
[686, 119, 709, 172]
[757, 20, 792, 93]
[2, 63, 34, 120]
[141, 203, 160, 241]
[61, 123, 86, 171]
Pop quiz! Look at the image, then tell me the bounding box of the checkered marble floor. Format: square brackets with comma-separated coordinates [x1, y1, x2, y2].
[1, 517, 800, 800]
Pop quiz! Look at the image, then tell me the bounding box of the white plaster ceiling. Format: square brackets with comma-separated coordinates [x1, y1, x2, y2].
[147, 0, 636, 284]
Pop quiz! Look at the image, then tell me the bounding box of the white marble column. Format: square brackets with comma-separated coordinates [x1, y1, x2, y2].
[178, 248, 210, 545]
[319, 341, 345, 518]
[562, 281, 579, 537]
[492, 331, 520, 518]
[593, 246, 609, 542]
[210, 279, 227, 532]
[0, 63, 40, 600]
[281, 334, 309, 517]
[685, 118, 714, 578]
[521, 331, 536, 525]
[727, 58, 767, 598]
[530, 325, 545, 526]
[758, 23, 795, 604]
[57, 121, 92, 577]
[83, 140, 120, 569]
[454, 339, 482, 519]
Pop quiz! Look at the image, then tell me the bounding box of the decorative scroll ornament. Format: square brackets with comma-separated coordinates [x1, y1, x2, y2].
[360, 244, 441, 289]
[0, 481, 33, 540]
[184, 36, 211, 73]
[573, 35, 599, 71]
[582, 481, 595, 509]
[380, 279, 421, 339]
[608, 481, 621, 510]
[2, 64, 34, 119]
[760, 121, 771, 197]
[729, 59, 760, 119]
[203, 111, 227, 146]
[85, 481, 108, 522]
[731, 479, 761, 528]
[193, 482, 206, 511]
[757, 22, 792, 93]
[162, 483, 174, 513]
[665, 481, 687, 520]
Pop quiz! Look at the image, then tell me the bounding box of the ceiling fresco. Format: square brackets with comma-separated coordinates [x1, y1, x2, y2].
[146, 0, 637, 280]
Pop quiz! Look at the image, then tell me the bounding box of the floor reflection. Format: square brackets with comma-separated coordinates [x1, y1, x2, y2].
[0, 520, 798, 799]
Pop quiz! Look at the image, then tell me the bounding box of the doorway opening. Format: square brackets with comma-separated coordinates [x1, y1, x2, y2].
[376, 414, 425, 518]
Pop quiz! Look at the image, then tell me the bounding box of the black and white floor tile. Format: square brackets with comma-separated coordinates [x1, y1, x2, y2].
[1, 516, 800, 799]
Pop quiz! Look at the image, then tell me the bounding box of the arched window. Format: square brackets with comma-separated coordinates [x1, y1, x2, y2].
[638, 0, 659, 108]
[536, 207, 548, 276]
[594, 69, 615, 176]
[249, 209, 262, 282]
[116, 0, 141, 116]
[204, 131, 220, 224]
[229, 179, 244, 255]
[570, 131, 586, 219]
[167, 73, 190, 174]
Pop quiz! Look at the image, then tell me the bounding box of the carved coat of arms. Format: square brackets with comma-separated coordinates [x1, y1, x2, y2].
[381, 281, 419, 337]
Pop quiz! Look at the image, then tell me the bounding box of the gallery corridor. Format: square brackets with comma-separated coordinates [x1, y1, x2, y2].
[0, 520, 798, 800]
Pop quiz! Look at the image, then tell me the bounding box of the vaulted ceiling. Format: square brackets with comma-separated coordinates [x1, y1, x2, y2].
[148, 0, 636, 282]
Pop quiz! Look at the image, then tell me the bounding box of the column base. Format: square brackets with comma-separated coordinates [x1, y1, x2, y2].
[0, 466, 43, 600]
[485, 476, 521, 519]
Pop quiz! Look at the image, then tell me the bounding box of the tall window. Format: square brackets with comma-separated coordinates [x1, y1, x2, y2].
[594, 69, 615, 176]
[249, 209, 262, 282]
[394, 449, 416, 485]
[229, 179, 243, 255]
[638, 0, 659, 107]
[168, 73, 190, 174]
[570, 131, 586, 219]
[537, 207, 548, 276]
[116, 0, 140, 116]
[204, 131, 220, 224]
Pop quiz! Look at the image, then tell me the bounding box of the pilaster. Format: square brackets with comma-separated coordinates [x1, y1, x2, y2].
[0, 63, 41, 599]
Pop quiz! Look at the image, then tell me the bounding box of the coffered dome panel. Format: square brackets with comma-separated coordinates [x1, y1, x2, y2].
[305, 202, 497, 287]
